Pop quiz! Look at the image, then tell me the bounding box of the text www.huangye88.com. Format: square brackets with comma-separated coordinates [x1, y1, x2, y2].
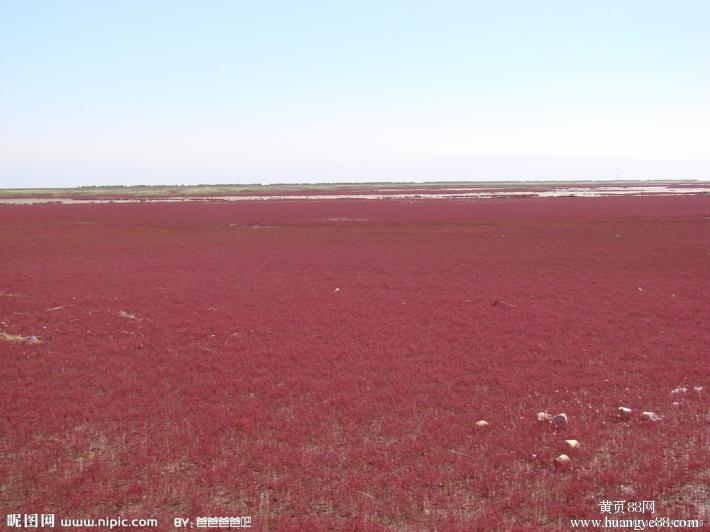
[570, 516, 704, 529]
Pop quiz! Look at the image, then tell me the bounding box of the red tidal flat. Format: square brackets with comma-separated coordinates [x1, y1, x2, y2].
[1, 196, 708, 530]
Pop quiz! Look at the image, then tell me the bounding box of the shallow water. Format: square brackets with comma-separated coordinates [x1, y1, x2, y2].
[0, 185, 707, 204]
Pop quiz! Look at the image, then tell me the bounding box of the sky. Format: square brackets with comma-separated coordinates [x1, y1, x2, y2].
[1, 0, 709, 188]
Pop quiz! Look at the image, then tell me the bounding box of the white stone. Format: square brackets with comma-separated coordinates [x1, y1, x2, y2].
[640, 411, 661, 422]
[555, 454, 571, 465]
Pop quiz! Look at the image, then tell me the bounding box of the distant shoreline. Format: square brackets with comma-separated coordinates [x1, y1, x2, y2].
[0, 181, 707, 204]
[1, 180, 708, 200]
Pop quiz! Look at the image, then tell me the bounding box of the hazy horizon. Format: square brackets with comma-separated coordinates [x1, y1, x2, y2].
[2, 176, 708, 192]
[2, 1, 709, 188]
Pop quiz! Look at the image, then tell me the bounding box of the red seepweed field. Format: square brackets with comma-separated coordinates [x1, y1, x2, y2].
[1, 195, 708, 530]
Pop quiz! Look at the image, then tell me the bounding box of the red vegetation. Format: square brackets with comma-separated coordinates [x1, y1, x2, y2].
[1, 196, 708, 529]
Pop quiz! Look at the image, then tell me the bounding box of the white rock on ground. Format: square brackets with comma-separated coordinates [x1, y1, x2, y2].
[640, 411, 661, 422]
[565, 439, 580, 449]
[555, 454, 571, 466]
[475, 420, 489, 427]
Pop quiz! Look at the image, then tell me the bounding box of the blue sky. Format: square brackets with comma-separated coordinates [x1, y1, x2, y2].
[1, 0, 708, 187]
